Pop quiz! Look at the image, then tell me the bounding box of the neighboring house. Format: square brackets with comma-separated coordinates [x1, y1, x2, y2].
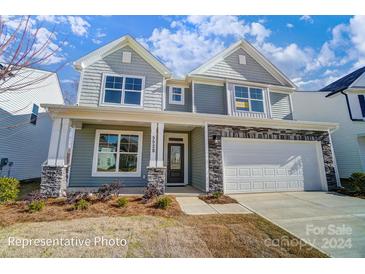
[40, 35, 339, 197]
[293, 67, 365, 179]
[0, 68, 64, 180]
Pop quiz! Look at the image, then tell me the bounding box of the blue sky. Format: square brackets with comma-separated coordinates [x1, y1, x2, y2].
[2, 15, 365, 101]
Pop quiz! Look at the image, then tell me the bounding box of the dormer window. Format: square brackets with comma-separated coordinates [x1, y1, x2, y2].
[234, 85, 264, 113]
[102, 74, 143, 107]
[169, 86, 184, 105]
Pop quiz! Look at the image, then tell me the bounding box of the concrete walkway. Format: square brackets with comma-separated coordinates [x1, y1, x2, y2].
[230, 192, 365, 258]
[176, 197, 251, 215]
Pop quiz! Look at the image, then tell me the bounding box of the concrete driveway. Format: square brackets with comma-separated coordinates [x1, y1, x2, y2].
[229, 192, 365, 258]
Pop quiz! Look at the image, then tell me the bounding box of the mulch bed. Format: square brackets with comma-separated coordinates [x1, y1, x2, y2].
[0, 195, 182, 227]
[199, 194, 238, 204]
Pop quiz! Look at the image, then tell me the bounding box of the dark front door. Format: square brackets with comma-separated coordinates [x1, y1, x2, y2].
[167, 143, 184, 185]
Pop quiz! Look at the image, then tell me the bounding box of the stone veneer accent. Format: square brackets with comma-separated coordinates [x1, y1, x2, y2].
[40, 165, 68, 197]
[146, 167, 167, 195]
[208, 124, 338, 193]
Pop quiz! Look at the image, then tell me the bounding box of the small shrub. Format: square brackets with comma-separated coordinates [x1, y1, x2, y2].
[24, 190, 46, 202]
[348, 172, 365, 193]
[142, 186, 161, 201]
[97, 182, 122, 201]
[28, 200, 45, 212]
[155, 196, 172, 209]
[116, 197, 129, 208]
[0, 177, 20, 203]
[73, 199, 90, 210]
[66, 191, 90, 204]
[211, 191, 223, 199]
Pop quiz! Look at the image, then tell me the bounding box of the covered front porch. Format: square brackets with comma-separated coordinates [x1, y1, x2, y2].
[40, 108, 208, 196]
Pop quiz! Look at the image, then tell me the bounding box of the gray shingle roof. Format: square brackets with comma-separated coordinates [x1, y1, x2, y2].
[320, 66, 365, 96]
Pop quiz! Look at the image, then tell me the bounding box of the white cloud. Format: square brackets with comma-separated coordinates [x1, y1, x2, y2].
[92, 28, 107, 44]
[349, 15, 365, 68]
[35, 15, 67, 24]
[286, 23, 294, 28]
[195, 16, 250, 38]
[300, 15, 314, 23]
[250, 22, 271, 44]
[141, 27, 225, 77]
[67, 16, 90, 36]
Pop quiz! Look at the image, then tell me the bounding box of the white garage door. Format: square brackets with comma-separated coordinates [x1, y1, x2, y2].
[222, 138, 326, 194]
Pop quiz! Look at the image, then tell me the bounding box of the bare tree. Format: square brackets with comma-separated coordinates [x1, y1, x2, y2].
[0, 16, 63, 93]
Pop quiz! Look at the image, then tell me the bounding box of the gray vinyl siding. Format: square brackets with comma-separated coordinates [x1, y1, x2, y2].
[270, 92, 293, 120]
[0, 111, 53, 180]
[194, 83, 226, 115]
[165, 86, 192, 112]
[69, 124, 150, 187]
[191, 127, 206, 191]
[199, 48, 282, 86]
[78, 46, 164, 110]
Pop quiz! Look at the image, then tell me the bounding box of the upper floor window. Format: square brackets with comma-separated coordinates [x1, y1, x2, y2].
[234, 86, 264, 113]
[102, 75, 143, 106]
[30, 104, 39, 125]
[169, 86, 184, 105]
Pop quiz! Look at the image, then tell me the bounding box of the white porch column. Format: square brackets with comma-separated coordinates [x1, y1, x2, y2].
[157, 122, 164, 167]
[47, 118, 70, 166]
[149, 122, 158, 167]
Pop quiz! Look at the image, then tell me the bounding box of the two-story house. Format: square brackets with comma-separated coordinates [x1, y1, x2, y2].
[293, 67, 365, 179]
[40, 35, 339, 197]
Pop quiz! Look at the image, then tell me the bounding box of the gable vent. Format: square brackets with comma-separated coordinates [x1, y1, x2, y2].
[122, 51, 132, 63]
[238, 55, 246, 65]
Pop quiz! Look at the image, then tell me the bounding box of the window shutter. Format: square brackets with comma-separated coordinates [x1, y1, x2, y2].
[358, 95, 365, 117]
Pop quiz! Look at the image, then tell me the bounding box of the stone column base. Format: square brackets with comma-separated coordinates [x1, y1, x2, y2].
[40, 165, 68, 198]
[145, 167, 167, 196]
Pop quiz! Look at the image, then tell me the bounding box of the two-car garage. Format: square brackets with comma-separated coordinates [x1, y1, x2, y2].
[222, 138, 328, 194]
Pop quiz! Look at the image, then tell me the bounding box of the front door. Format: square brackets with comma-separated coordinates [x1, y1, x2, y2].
[167, 143, 184, 185]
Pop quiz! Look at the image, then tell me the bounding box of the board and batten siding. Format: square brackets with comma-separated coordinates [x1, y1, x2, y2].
[165, 86, 192, 112]
[69, 124, 150, 187]
[191, 127, 206, 191]
[194, 83, 226, 115]
[78, 46, 164, 110]
[292, 91, 365, 178]
[199, 48, 282, 86]
[270, 92, 293, 120]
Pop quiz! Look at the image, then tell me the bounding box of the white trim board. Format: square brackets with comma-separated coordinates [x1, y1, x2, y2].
[164, 132, 189, 186]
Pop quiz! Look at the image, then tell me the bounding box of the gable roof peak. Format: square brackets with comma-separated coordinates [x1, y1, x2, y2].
[73, 34, 172, 77]
[188, 39, 296, 89]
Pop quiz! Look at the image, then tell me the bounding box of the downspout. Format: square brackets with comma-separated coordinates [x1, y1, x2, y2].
[341, 91, 363, 121]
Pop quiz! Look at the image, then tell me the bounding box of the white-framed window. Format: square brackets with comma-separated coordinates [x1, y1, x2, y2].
[169, 86, 185, 105]
[92, 130, 143, 177]
[101, 74, 144, 107]
[234, 85, 265, 113]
